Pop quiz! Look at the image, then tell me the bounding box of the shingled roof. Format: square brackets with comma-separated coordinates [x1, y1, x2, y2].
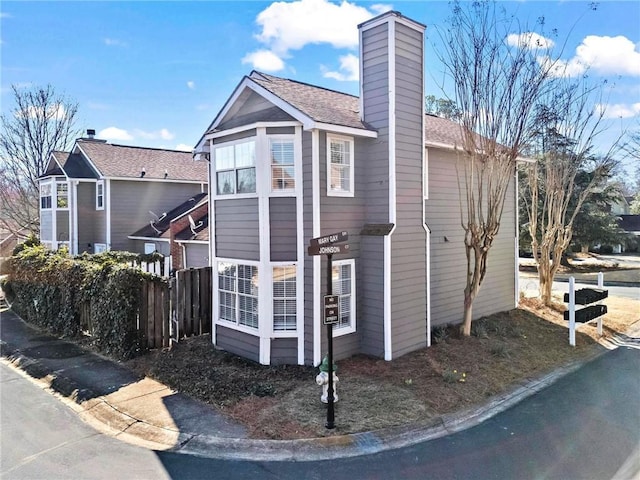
[130, 192, 208, 239]
[76, 140, 207, 182]
[247, 71, 371, 132]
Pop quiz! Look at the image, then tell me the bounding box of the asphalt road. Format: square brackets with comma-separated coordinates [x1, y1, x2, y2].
[519, 275, 640, 300]
[3, 347, 638, 479]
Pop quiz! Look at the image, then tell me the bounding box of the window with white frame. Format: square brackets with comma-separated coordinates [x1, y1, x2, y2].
[218, 262, 259, 329]
[214, 140, 256, 195]
[40, 183, 52, 209]
[327, 135, 354, 196]
[332, 259, 355, 332]
[273, 265, 296, 331]
[96, 181, 104, 210]
[56, 182, 68, 208]
[270, 138, 295, 191]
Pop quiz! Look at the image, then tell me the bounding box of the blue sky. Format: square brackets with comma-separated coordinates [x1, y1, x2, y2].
[1, 0, 639, 167]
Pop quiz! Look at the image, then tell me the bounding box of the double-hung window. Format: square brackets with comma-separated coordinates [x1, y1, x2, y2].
[214, 140, 256, 195]
[270, 138, 295, 191]
[96, 181, 104, 210]
[56, 182, 68, 208]
[218, 262, 259, 329]
[332, 259, 355, 334]
[273, 265, 296, 331]
[327, 135, 354, 196]
[40, 183, 52, 209]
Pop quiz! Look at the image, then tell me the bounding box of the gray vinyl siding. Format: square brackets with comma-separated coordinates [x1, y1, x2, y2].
[109, 180, 203, 252]
[40, 211, 53, 241]
[426, 149, 516, 327]
[389, 20, 427, 357]
[212, 129, 256, 144]
[184, 243, 209, 268]
[216, 325, 260, 364]
[270, 197, 297, 262]
[359, 236, 385, 357]
[77, 182, 97, 254]
[215, 198, 260, 261]
[266, 127, 295, 135]
[271, 338, 298, 365]
[302, 130, 315, 365]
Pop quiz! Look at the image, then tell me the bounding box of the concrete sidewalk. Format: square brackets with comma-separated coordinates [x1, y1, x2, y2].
[0, 308, 635, 461]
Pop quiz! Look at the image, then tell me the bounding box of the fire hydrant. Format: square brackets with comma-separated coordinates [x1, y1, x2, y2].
[315, 356, 339, 403]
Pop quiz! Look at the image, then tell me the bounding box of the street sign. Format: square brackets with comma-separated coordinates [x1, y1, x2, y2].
[307, 243, 350, 256]
[310, 231, 348, 247]
[324, 295, 339, 325]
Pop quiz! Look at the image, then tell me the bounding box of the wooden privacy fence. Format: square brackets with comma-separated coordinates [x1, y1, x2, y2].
[77, 266, 212, 351]
[172, 267, 212, 339]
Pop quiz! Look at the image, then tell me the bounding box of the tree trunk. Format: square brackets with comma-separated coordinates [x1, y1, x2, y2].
[461, 293, 473, 336]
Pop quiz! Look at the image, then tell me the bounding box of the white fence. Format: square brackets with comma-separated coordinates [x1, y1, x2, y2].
[129, 256, 171, 278]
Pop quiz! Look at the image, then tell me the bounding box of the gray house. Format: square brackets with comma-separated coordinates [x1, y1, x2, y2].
[39, 133, 207, 255]
[196, 11, 517, 366]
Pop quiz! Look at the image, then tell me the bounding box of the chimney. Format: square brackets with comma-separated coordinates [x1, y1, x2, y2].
[87, 129, 96, 139]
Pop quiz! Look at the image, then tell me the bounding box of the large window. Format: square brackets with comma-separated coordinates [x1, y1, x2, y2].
[273, 265, 296, 331]
[270, 138, 295, 191]
[96, 181, 104, 210]
[40, 183, 52, 209]
[56, 182, 68, 208]
[218, 262, 259, 329]
[332, 259, 355, 333]
[327, 135, 354, 196]
[214, 140, 256, 195]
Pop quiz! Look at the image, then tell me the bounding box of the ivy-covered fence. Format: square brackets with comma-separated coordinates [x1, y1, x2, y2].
[2, 245, 170, 359]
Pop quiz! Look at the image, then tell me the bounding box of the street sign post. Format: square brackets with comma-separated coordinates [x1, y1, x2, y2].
[307, 231, 349, 429]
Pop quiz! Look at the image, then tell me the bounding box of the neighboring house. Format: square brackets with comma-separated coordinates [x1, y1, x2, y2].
[619, 215, 640, 241]
[194, 11, 518, 366]
[39, 132, 207, 254]
[129, 192, 209, 270]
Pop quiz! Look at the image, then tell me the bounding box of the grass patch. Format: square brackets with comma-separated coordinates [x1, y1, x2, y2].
[125, 295, 639, 440]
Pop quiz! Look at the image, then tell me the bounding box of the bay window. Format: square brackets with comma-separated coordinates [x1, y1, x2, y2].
[214, 140, 256, 195]
[273, 265, 297, 331]
[218, 262, 259, 329]
[332, 259, 355, 333]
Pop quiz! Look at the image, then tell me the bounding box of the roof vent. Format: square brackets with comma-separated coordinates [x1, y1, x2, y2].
[87, 129, 96, 139]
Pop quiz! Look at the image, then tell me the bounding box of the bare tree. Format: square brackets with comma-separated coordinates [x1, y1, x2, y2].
[521, 80, 621, 304]
[436, 1, 560, 335]
[0, 85, 80, 236]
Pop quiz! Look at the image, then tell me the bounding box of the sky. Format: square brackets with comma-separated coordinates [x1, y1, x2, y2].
[1, 0, 639, 170]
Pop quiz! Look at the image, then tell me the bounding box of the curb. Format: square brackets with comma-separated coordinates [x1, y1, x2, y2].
[1, 333, 611, 462]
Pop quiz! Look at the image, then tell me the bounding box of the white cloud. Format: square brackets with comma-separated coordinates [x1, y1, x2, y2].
[135, 128, 175, 141]
[0, 13, 12, 19]
[99, 127, 133, 141]
[242, 49, 285, 72]
[104, 38, 127, 47]
[322, 53, 359, 81]
[244, 0, 391, 70]
[506, 32, 554, 50]
[175, 143, 193, 152]
[546, 35, 640, 78]
[597, 102, 640, 119]
[187, 81, 196, 90]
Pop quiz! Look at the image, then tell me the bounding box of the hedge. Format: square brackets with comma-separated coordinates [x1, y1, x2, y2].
[2, 245, 167, 360]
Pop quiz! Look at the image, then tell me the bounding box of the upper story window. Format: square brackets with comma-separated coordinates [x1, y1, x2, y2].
[56, 182, 68, 208]
[40, 183, 52, 209]
[273, 265, 297, 331]
[214, 140, 256, 195]
[327, 135, 354, 196]
[96, 181, 104, 210]
[270, 138, 295, 191]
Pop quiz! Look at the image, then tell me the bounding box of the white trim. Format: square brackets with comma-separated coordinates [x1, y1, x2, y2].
[128, 236, 170, 243]
[359, 26, 364, 122]
[105, 179, 111, 250]
[256, 127, 271, 365]
[71, 180, 78, 255]
[514, 168, 520, 307]
[384, 18, 397, 362]
[207, 150, 217, 346]
[268, 134, 298, 195]
[326, 134, 355, 197]
[313, 123, 377, 138]
[102, 176, 206, 184]
[175, 240, 209, 245]
[312, 129, 322, 366]
[294, 126, 305, 365]
[207, 121, 301, 140]
[211, 135, 257, 198]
